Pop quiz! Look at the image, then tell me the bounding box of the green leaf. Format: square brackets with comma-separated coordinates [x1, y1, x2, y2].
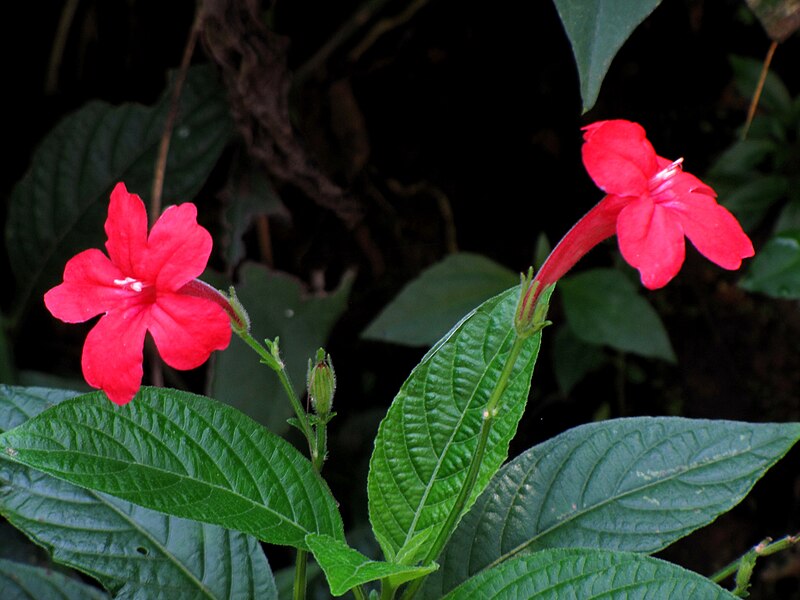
[362, 253, 518, 347]
[721, 175, 788, 231]
[0, 559, 108, 600]
[552, 0, 663, 113]
[420, 417, 800, 598]
[368, 286, 549, 562]
[220, 169, 288, 271]
[708, 139, 776, 178]
[551, 325, 606, 395]
[210, 263, 353, 433]
[0, 386, 278, 600]
[0, 387, 344, 550]
[741, 232, 800, 298]
[441, 548, 737, 599]
[730, 55, 793, 115]
[306, 534, 437, 596]
[560, 268, 675, 361]
[6, 65, 232, 321]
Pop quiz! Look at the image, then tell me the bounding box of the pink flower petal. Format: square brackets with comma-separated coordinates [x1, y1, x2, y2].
[104, 183, 149, 277]
[44, 249, 128, 323]
[668, 193, 756, 270]
[617, 197, 686, 289]
[146, 204, 213, 291]
[82, 308, 149, 405]
[148, 293, 231, 370]
[582, 120, 659, 197]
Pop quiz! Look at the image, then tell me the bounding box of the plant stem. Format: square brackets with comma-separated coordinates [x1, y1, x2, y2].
[235, 330, 315, 449]
[398, 335, 527, 600]
[710, 534, 799, 585]
[313, 418, 328, 472]
[294, 549, 308, 600]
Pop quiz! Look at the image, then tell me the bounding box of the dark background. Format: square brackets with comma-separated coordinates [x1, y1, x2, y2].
[3, 0, 800, 597]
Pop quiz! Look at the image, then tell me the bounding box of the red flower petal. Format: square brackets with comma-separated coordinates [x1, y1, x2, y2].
[581, 120, 658, 197]
[147, 293, 231, 370]
[104, 183, 149, 277]
[82, 308, 148, 405]
[667, 192, 756, 270]
[146, 204, 213, 291]
[617, 196, 686, 289]
[44, 249, 127, 323]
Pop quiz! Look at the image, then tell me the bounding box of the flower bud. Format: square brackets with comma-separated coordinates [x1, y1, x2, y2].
[307, 348, 336, 418]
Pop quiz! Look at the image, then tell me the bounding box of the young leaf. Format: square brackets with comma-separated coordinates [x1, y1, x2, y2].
[0, 387, 344, 550]
[560, 268, 675, 361]
[0, 386, 278, 600]
[421, 417, 800, 598]
[441, 548, 737, 599]
[305, 534, 437, 596]
[551, 0, 663, 112]
[210, 263, 353, 433]
[0, 558, 108, 600]
[368, 287, 547, 563]
[362, 253, 518, 347]
[6, 65, 232, 321]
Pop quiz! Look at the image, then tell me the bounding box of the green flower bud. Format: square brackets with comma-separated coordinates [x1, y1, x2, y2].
[307, 348, 335, 418]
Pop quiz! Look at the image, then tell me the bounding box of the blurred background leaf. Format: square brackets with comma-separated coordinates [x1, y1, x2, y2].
[5, 64, 232, 323]
[362, 253, 518, 347]
[560, 268, 675, 362]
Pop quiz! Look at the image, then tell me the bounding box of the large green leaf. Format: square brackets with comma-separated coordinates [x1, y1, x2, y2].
[6, 64, 232, 320]
[551, 0, 663, 112]
[305, 534, 437, 596]
[0, 559, 108, 600]
[420, 417, 800, 598]
[368, 286, 549, 563]
[741, 232, 800, 298]
[363, 253, 518, 347]
[560, 268, 675, 361]
[441, 548, 736, 599]
[210, 263, 353, 433]
[0, 386, 278, 600]
[0, 387, 344, 550]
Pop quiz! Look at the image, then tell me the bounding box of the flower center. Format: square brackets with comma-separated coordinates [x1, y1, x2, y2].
[648, 157, 684, 195]
[114, 277, 145, 293]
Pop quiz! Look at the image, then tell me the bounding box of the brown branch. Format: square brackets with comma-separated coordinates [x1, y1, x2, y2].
[45, 0, 81, 94]
[741, 40, 778, 141]
[150, 5, 205, 221]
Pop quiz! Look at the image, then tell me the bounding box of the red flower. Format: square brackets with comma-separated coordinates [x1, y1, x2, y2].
[44, 183, 232, 405]
[535, 119, 754, 291]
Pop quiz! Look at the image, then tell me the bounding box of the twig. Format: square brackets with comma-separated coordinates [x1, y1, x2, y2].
[150, 4, 205, 221]
[348, 0, 430, 62]
[294, 0, 392, 86]
[741, 40, 778, 141]
[45, 0, 81, 94]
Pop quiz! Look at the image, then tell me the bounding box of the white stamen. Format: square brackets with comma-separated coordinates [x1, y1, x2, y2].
[114, 277, 144, 292]
[649, 157, 684, 194]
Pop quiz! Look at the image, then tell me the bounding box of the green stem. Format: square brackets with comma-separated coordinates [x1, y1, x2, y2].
[710, 534, 799, 585]
[237, 330, 319, 600]
[313, 418, 328, 472]
[398, 335, 527, 600]
[352, 585, 368, 600]
[236, 330, 315, 449]
[294, 550, 308, 600]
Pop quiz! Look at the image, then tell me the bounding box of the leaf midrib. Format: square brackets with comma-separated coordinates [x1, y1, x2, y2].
[399, 316, 514, 551]
[6, 444, 308, 544]
[483, 433, 789, 574]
